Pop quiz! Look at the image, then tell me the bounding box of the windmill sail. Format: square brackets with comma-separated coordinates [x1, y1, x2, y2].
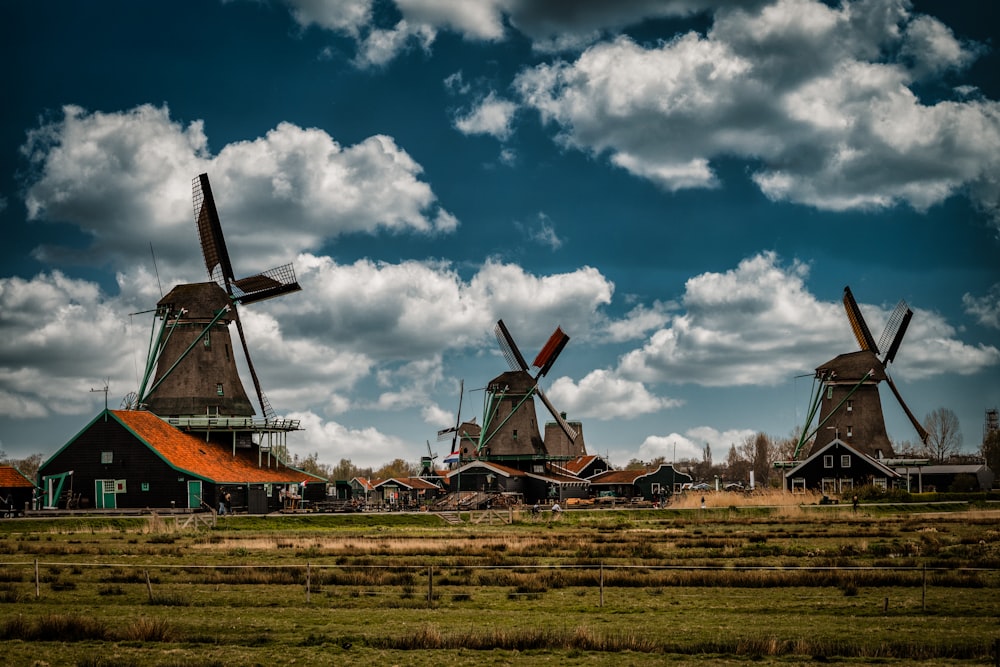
[881, 308, 912, 366]
[193, 173, 236, 285]
[495, 320, 529, 371]
[843, 286, 879, 354]
[884, 373, 930, 443]
[533, 327, 569, 377]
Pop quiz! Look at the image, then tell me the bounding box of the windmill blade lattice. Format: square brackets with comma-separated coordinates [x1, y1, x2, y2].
[192, 174, 236, 287]
[879, 303, 912, 366]
[495, 320, 529, 371]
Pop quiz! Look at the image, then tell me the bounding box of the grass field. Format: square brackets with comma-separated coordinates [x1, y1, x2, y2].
[0, 497, 998, 666]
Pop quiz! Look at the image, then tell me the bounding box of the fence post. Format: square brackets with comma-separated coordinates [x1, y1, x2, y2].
[427, 566, 433, 608]
[34, 559, 39, 598]
[306, 561, 311, 603]
[145, 569, 153, 601]
[921, 564, 926, 611]
[599, 562, 604, 608]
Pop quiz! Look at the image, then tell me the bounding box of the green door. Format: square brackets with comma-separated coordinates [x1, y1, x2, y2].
[187, 480, 203, 509]
[94, 480, 116, 509]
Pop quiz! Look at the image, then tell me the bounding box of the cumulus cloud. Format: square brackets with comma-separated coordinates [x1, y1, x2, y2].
[288, 410, 412, 468]
[278, 0, 765, 62]
[962, 284, 1000, 330]
[0, 272, 137, 419]
[617, 252, 1000, 386]
[265, 1, 1000, 225]
[637, 426, 755, 463]
[546, 369, 681, 421]
[513, 0, 1000, 222]
[20, 104, 457, 279]
[453, 92, 518, 140]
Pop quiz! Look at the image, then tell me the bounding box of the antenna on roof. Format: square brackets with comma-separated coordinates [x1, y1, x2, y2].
[150, 242, 163, 298]
[90, 378, 109, 420]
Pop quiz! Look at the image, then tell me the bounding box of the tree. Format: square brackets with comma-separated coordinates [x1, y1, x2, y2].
[923, 408, 963, 463]
[1, 452, 43, 483]
[726, 443, 750, 485]
[981, 429, 1000, 474]
[374, 458, 418, 479]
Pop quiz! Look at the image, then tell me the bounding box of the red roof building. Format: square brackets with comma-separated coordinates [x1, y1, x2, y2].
[37, 410, 323, 512]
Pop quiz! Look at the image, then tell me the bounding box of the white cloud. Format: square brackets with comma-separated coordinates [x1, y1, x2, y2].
[546, 369, 681, 421]
[963, 285, 1000, 330]
[617, 252, 1000, 386]
[605, 301, 674, 343]
[0, 272, 137, 418]
[354, 20, 436, 68]
[453, 92, 517, 140]
[638, 426, 755, 464]
[515, 213, 563, 251]
[512, 1, 1000, 222]
[287, 410, 411, 468]
[900, 15, 979, 79]
[281, 0, 373, 35]
[20, 105, 457, 279]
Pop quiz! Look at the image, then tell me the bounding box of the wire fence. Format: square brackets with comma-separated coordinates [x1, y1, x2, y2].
[3, 559, 997, 609]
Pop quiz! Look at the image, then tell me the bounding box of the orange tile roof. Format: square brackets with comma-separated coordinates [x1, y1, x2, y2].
[0, 466, 34, 488]
[111, 410, 322, 485]
[562, 455, 598, 474]
[589, 469, 646, 484]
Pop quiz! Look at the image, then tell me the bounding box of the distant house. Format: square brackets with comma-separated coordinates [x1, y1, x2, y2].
[369, 477, 443, 507]
[445, 459, 591, 505]
[589, 464, 693, 502]
[784, 438, 901, 495]
[0, 466, 35, 516]
[37, 409, 324, 513]
[556, 454, 611, 479]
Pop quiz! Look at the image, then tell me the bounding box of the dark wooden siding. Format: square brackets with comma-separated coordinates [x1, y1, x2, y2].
[39, 417, 208, 509]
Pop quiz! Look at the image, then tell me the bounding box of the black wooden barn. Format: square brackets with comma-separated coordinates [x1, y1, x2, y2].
[784, 438, 901, 495]
[37, 409, 324, 513]
[589, 464, 693, 502]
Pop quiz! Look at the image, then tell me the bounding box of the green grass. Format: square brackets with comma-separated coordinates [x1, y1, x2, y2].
[0, 505, 997, 665]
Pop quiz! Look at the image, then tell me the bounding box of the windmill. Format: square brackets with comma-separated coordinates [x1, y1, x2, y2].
[420, 441, 438, 478]
[137, 173, 301, 421]
[795, 286, 928, 460]
[474, 320, 583, 460]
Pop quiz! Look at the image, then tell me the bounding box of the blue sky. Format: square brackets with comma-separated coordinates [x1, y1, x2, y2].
[1, 0, 998, 469]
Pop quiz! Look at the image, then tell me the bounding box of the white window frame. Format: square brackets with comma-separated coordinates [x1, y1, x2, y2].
[841, 455, 851, 468]
[822, 479, 837, 494]
[790, 478, 806, 493]
[823, 455, 834, 468]
[873, 477, 887, 490]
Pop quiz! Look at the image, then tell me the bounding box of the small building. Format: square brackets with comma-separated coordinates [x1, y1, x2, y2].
[370, 477, 443, 508]
[0, 466, 35, 516]
[37, 409, 323, 512]
[784, 438, 901, 495]
[894, 463, 995, 493]
[557, 454, 612, 479]
[445, 459, 590, 505]
[588, 464, 693, 502]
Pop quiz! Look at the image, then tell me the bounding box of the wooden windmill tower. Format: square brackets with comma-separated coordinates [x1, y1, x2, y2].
[474, 320, 585, 462]
[137, 174, 301, 421]
[796, 286, 928, 460]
